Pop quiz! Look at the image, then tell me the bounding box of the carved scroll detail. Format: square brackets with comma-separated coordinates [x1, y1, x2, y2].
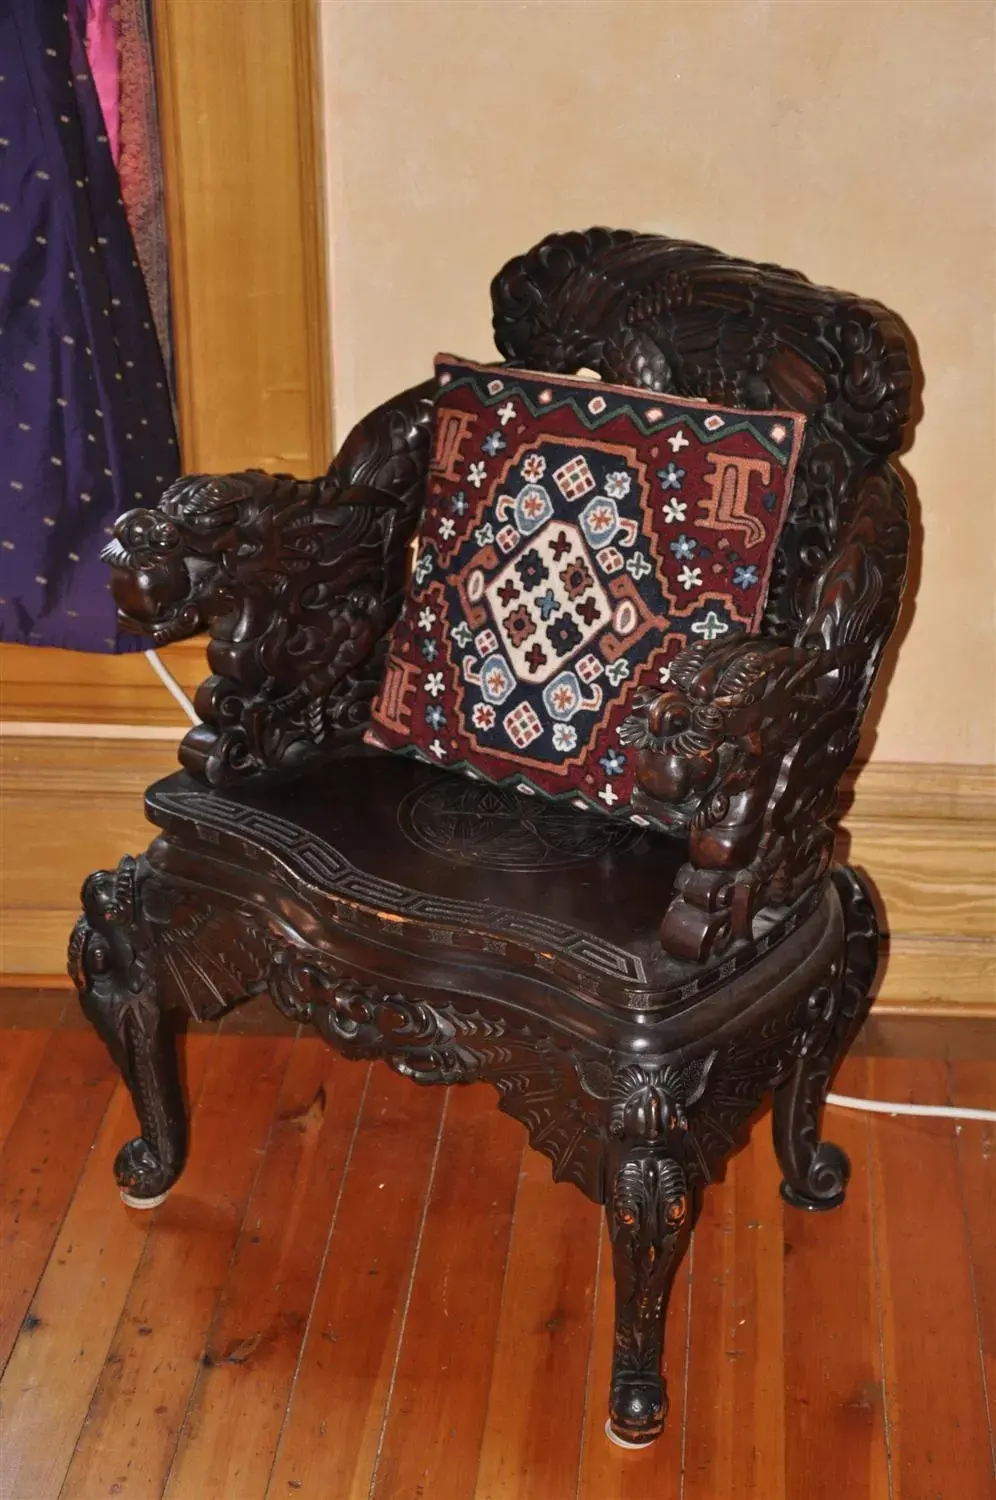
[266, 949, 496, 1086]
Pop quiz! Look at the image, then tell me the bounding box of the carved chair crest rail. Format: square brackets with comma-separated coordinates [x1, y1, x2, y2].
[71, 228, 911, 1447]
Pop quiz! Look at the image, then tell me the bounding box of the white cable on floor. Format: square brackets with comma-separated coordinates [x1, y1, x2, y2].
[827, 1093, 996, 1123]
[144, 649, 199, 725]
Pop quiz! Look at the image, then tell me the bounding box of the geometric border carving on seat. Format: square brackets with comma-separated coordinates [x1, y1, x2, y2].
[150, 780, 824, 1012]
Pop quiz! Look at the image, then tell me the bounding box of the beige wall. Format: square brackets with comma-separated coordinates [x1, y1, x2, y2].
[319, 0, 995, 766]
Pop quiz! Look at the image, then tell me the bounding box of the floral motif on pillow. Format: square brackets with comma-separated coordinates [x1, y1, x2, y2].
[365, 356, 805, 827]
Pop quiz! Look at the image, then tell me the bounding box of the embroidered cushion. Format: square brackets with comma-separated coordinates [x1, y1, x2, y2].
[365, 356, 805, 828]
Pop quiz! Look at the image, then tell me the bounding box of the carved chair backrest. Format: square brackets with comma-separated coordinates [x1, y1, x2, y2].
[488, 229, 913, 654]
[313, 229, 915, 792]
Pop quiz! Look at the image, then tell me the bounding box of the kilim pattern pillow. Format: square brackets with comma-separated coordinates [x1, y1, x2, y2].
[365, 356, 806, 828]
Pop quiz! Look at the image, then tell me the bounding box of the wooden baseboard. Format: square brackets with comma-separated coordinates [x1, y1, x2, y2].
[0, 638, 206, 727]
[875, 937, 995, 1013]
[841, 763, 996, 941]
[2, 736, 993, 1012]
[0, 736, 181, 979]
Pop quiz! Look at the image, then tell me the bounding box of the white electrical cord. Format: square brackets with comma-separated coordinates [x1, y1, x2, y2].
[144, 649, 199, 725]
[827, 1093, 996, 1123]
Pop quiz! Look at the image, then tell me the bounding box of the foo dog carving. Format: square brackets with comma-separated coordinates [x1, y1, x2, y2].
[103, 381, 434, 784]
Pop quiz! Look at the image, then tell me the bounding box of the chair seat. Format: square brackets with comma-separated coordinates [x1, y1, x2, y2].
[146, 749, 826, 1019]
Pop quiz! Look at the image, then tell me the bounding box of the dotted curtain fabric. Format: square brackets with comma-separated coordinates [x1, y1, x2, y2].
[0, 0, 178, 652]
[366, 357, 805, 828]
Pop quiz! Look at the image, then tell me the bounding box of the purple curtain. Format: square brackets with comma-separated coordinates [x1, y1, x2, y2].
[0, 0, 179, 652]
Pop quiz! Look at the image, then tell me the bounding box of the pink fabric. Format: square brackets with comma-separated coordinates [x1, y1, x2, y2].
[117, 0, 172, 374]
[85, 0, 120, 164]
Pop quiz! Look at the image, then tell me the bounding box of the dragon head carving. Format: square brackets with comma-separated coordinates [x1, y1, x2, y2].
[102, 468, 406, 714]
[620, 637, 814, 808]
[101, 472, 284, 645]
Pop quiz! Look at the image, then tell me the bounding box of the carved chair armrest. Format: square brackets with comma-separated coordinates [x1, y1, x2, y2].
[625, 634, 855, 959]
[628, 467, 909, 961]
[103, 380, 434, 784]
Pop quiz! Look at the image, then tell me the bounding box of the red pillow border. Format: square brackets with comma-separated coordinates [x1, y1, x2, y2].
[366, 356, 806, 830]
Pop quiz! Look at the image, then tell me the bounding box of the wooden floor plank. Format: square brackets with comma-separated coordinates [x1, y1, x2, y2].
[671, 1158, 738, 1499]
[682, 1129, 787, 1500]
[0, 1030, 50, 1152]
[1, 1027, 991, 1500]
[951, 1060, 996, 1478]
[0, 1036, 214, 1500]
[0, 1029, 118, 1371]
[868, 1058, 994, 1500]
[368, 1084, 522, 1500]
[59, 1035, 294, 1500]
[784, 1057, 891, 1500]
[265, 1067, 446, 1500]
[576, 1218, 691, 1499]
[474, 1144, 601, 1500]
[162, 1042, 370, 1500]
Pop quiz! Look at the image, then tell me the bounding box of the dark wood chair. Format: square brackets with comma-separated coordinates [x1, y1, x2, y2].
[69, 228, 912, 1448]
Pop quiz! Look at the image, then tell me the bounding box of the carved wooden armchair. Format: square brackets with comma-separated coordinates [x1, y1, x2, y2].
[70, 229, 911, 1448]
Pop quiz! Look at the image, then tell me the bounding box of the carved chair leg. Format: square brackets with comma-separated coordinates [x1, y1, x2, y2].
[772, 866, 879, 1212]
[69, 859, 187, 1206]
[81, 983, 186, 1205]
[605, 1142, 692, 1446]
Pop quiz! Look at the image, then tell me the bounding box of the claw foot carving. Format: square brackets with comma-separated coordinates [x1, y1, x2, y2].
[69, 857, 187, 1202]
[773, 867, 879, 1212]
[606, 1148, 689, 1445]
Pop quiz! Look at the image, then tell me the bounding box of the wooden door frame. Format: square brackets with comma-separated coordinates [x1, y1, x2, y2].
[0, 0, 330, 728]
[154, 0, 331, 477]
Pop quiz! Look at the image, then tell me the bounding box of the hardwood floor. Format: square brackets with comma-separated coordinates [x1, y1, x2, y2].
[1, 1012, 993, 1499]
